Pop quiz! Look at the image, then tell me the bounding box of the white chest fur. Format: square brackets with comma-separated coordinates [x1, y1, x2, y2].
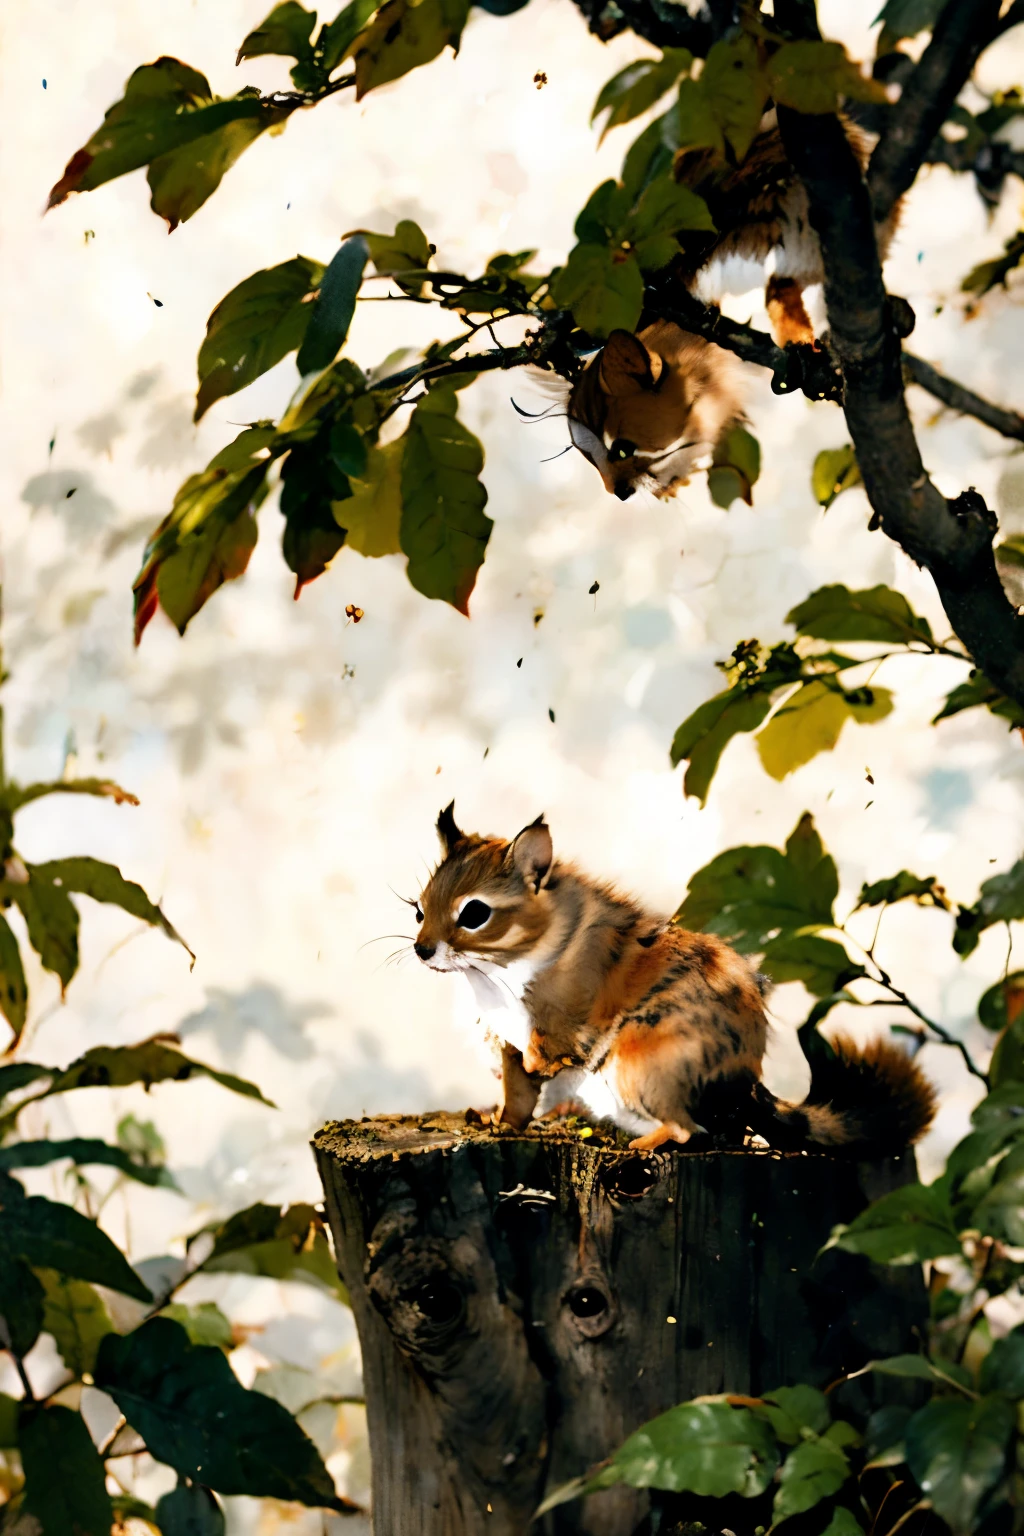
[460, 956, 538, 1054]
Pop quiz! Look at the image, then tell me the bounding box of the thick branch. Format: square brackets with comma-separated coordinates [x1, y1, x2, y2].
[904, 354, 1024, 443]
[777, 104, 1024, 709]
[565, 0, 714, 48]
[869, 0, 1002, 223]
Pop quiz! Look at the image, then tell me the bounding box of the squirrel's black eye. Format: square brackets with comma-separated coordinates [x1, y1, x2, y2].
[608, 438, 636, 463]
[457, 900, 492, 930]
[415, 907, 424, 923]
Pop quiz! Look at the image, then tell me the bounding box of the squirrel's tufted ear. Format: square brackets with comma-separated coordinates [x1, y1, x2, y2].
[598, 330, 663, 397]
[436, 801, 465, 855]
[509, 815, 552, 893]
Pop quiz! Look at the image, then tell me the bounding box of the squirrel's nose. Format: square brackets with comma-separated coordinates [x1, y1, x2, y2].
[614, 482, 635, 501]
[414, 942, 436, 961]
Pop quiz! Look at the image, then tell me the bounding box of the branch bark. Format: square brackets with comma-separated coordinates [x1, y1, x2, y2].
[903, 353, 1024, 443]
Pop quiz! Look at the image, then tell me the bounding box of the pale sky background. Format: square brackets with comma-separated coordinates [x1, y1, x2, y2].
[3, 0, 1024, 1525]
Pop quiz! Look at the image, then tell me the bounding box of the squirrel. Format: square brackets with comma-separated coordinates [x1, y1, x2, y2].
[563, 111, 900, 502]
[413, 804, 935, 1155]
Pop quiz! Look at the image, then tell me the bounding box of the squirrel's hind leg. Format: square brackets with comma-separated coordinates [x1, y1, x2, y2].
[629, 1115, 698, 1151]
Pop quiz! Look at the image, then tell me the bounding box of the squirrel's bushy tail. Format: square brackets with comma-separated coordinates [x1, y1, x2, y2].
[750, 1035, 936, 1156]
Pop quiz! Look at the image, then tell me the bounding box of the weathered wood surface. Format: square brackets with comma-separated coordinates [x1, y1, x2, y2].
[313, 1113, 926, 1536]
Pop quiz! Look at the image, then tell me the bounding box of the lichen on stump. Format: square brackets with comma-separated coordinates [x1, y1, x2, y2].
[313, 1113, 925, 1536]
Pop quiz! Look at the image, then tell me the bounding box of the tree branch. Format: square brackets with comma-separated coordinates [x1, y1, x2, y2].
[904, 353, 1024, 443]
[775, 102, 1024, 709]
[868, 0, 1003, 224]
[565, 0, 714, 48]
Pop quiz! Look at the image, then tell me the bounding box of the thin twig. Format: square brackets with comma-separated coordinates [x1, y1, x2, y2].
[259, 73, 355, 110]
[13, 1354, 35, 1403]
[905, 353, 1024, 443]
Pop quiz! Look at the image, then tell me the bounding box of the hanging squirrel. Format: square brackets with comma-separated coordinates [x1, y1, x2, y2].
[563, 111, 899, 502]
[412, 804, 935, 1153]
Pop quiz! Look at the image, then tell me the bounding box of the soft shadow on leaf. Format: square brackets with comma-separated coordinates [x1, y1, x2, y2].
[772, 1436, 851, 1524]
[760, 934, 864, 998]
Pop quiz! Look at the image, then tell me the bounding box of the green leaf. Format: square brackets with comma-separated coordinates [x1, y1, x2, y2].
[675, 812, 837, 951]
[295, 237, 369, 375]
[156, 1481, 226, 1536]
[996, 533, 1024, 568]
[0, 1195, 151, 1300]
[195, 257, 323, 421]
[855, 871, 950, 912]
[160, 1302, 234, 1350]
[709, 425, 761, 508]
[754, 1385, 830, 1444]
[352, 218, 432, 296]
[592, 50, 693, 142]
[279, 429, 351, 597]
[772, 1437, 851, 1525]
[811, 445, 862, 508]
[760, 934, 864, 998]
[980, 973, 1024, 1032]
[321, 0, 379, 71]
[671, 686, 776, 804]
[828, 1183, 962, 1265]
[819, 1511, 865, 1536]
[237, 3, 316, 64]
[550, 242, 644, 338]
[2, 776, 141, 812]
[47, 59, 284, 226]
[0, 910, 27, 1039]
[933, 669, 1024, 729]
[979, 1331, 1024, 1397]
[972, 1083, 1024, 1129]
[0, 1062, 51, 1107]
[905, 1396, 1015, 1535]
[31, 856, 192, 965]
[697, 34, 768, 160]
[756, 679, 893, 781]
[400, 386, 492, 613]
[12, 867, 79, 991]
[351, 0, 470, 100]
[147, 119, 272, 232]
[134, 463, 269, 643]
[95, 1317, 346, 1507]
[786, 583, 934, 646]
[0, 1040, 273, 1137]
[37, 1270, 113, 1376]
[621, 110, 677, 202]
[954, 856, 1024, 959]
[876, 0, 946, 42]
[973, 1160, 1024, 1243]
[963, 232, 1024, 297]
[342, 439, 404, 557]
[0, 1253, 44, 1357]
[21, 1405, 113, 1536]
[192, 1202, 346, 1298]
[857, 1353, 973, 1393]
[624, 174, 714, 267]
[0, 1394, 17, 1449]
[0, 1137, 178, 1190]
[767, 41, 886, 114]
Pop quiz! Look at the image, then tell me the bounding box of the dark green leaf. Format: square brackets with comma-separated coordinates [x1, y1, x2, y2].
[351, 0, 470, 100]
[905, 1396, 1014, 1535]
[296, 237, 368, 375]
[237, 3, 316, 64]
[621, 110, 677, 202]
[0, 910, 27, 1039]
[991, 1009, 1024, 1090]
[708, 425, 760, 508]
[352, 218, 432, 295]
[760, 934, 864, 998]
[592, 50, 692, 142]
[0, 1394, 17, 1449]
[192, 1202, 346, 1298]
[550, 242, 644, 338]
[156, 1481, 226, 1536]
[147, 118, 273, 232]
[855, 872, 950, 912]
[953, 856, 1024, 958]
[962, 233, 1024, 298]
[876, 0, 946, 42]
[756, 679, 892, 781]
[32, 856, 192, 964]
[675, 812, 837, 951]
[767, 41, 886, 114]
[321, 0, 378, 71]
[798, 991, 861, 1070]
[134, 463, 269, 643]
[0, 1253, 44, 1356]
[786, 583, 934, 646]
[400, 386, 492, 613]
[811, 445, 862, 509]
[828, 1183, 962, 1265]
[38, 1270, 113, 1376]
[47, 59, 283, 224]
[772, 1437, 851, 1524]
[670, 685, 776, 804]
[195, 257, 323, 421]
[279, 433, 350, 597]
[12, 868, 79, 990]
[973, 1160, 1024, 1243]
[21, 1405, 113, 1536]
[979, 1331, 1024, 1396]
[0, 1195, 151, 1300]
[972, 1083, 1024, 1129]
[754, 1385, 830, 1444]
[95, 1318, 346, 1507]
[857, 1353, 973, 1392]
[160, 1302, 234, 1349]
[0, 1137, 178, 1190]
[819, 1511, 865, 1536]
[933, 669, 1024, 729]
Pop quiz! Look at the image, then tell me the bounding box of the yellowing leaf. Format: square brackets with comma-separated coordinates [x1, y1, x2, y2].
[767, 41, 886, 115]
[341, 439, 404, 556]
[351, 0, 470, 100]
[38, 1270, 113, 1376]
[699, 34, 768, 160]
[756, 680, 893, 780]
[811, 444, 862, 508]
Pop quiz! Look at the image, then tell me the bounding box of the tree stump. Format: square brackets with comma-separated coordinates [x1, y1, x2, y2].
[313, 1113, 925, 1536]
